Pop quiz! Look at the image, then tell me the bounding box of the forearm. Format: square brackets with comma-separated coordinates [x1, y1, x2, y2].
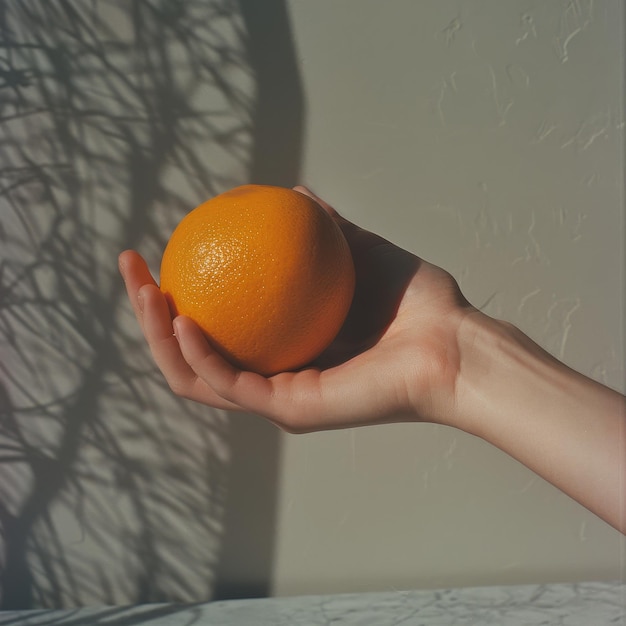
[454, 311, 626, 534]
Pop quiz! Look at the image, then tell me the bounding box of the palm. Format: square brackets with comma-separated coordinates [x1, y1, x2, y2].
[306, 213, 471, 426]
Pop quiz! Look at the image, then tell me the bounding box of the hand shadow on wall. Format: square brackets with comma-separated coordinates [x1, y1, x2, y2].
[0, 0, 303, 609]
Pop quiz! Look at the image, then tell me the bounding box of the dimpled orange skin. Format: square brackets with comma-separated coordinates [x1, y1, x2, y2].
[159, 185, 355, 376]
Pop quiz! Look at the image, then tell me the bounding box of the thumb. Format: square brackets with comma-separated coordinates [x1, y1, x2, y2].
[293, 185, 340, 218]
[293, 185, 391, 254]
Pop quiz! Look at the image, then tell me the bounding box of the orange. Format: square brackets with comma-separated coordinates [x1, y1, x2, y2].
[160, 185, 355, 376]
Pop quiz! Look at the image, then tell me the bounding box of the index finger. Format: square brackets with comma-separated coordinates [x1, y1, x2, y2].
[118, 250, 159, 327]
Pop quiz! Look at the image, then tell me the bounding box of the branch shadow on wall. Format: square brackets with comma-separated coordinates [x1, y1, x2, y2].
[0, 0, 303, 609]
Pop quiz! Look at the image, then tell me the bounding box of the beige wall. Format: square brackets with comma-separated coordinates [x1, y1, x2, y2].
[1, 0, 623, 608]
[271, 0, 624, 596]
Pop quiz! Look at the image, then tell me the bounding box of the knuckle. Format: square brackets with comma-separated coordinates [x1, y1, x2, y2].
[167, 378, 187, 397]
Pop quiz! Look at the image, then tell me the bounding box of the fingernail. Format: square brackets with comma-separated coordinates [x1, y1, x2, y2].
[137, 290, 144, 312]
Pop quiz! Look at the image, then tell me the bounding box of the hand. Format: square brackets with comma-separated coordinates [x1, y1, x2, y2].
[119, 187, 626, 531]
[118, 187, 475, 433]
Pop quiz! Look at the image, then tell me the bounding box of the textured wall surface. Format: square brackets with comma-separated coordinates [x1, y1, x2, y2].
[271, 0, 624, 596]
[0, 0, 623, 608]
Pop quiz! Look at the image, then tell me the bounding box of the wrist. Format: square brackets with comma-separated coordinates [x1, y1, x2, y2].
[453, 310, 607, 438]
[452, 311, 548, 437]
[453, 310, 626, 533]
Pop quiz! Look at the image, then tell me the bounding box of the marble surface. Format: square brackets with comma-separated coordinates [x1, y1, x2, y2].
[1, 581, 624, 625]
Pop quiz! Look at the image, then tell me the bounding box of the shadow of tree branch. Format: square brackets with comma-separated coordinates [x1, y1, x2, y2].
[1, 0, 303, 610]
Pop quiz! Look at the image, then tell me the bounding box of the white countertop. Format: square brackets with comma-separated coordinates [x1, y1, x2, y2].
[2, 581, 624, 625]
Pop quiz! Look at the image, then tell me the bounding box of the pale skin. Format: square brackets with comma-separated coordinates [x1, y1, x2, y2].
[119, 186, 626, 534]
